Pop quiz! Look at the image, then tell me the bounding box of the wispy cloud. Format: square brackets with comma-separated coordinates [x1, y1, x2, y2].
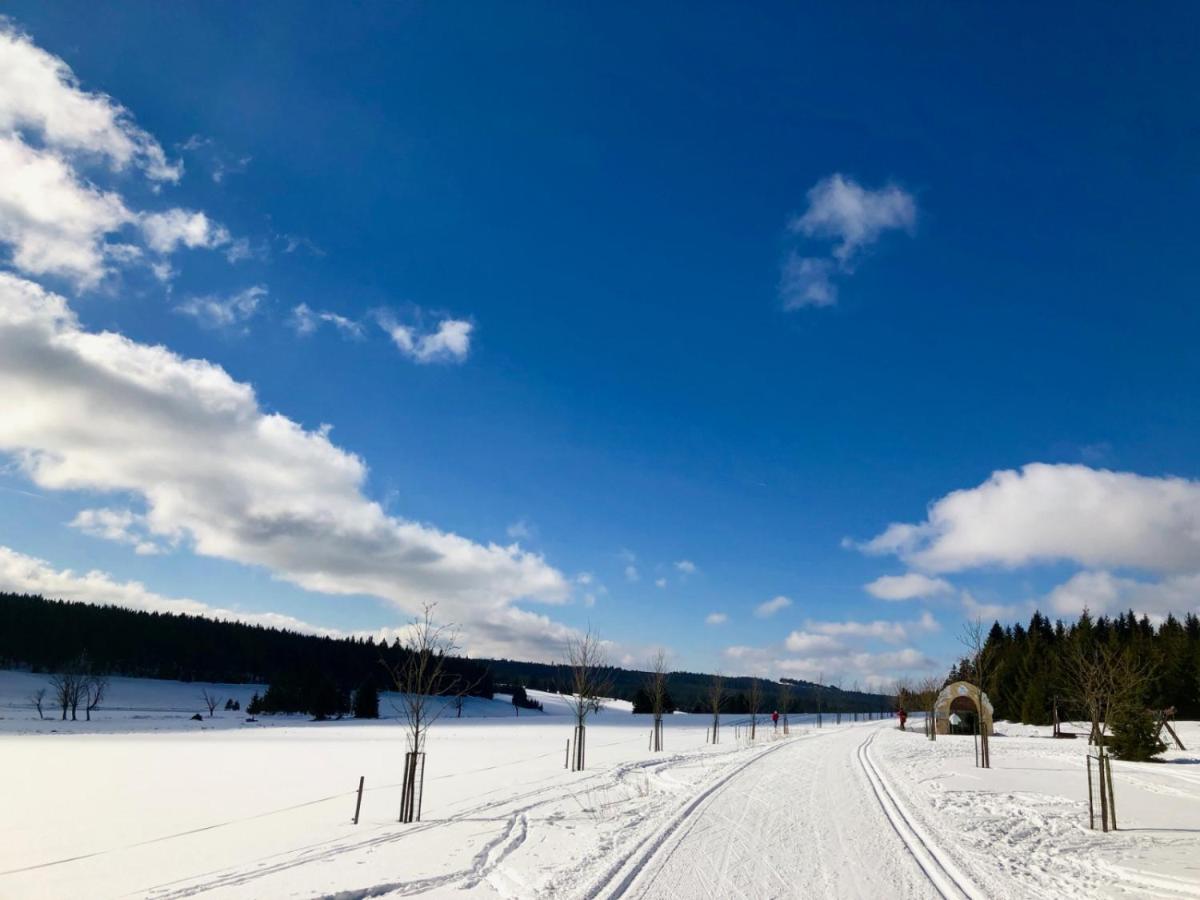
[754, 595, 792, 618]
[175, 285, 266, 330]
[375, 310, 473, 364]
[289, 303, 364, 338]
[779, 173, 915, 310]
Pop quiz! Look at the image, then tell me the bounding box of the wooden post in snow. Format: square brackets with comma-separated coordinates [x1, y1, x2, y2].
[352, 775, 365, 825]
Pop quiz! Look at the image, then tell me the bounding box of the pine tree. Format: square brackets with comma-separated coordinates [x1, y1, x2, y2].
[353, 681, 380, 719]
[1108, 704, 1166, 761]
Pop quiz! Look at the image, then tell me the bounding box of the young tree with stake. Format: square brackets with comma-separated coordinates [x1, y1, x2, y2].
[708, 671, 725, 744]
[747, 677, 762, 740]
[564, 627, 612, 771]
[646, 649, 669, 752]
[383, 602, 468, 823]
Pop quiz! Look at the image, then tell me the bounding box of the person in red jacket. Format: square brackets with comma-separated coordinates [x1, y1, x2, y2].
[898, 707, 908, 731]
[771, 709, 780, 730]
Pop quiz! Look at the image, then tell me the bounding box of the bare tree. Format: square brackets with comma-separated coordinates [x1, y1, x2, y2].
[958, 619, 992, 768]
[1063, 641, 1153, 832]
[707, 671, 725, 744]
[917, 675, 942, 740]
[200, 689, 222, 718]
[29, 688, 46, 720]
[83, 674, 107, 721]
[832, 677, 843, 725]
[50, 660, 88, 721]
[645, 649, 669, 752]
[747, 678, 762, 740]
[851, 679, 860, 721]
[382, 602, 469, 822]
[563, 627, 612, 771]
[777, 680, 791, 734]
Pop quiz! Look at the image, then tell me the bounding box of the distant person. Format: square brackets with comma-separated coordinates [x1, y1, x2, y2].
[898, 707, 907, 731]
[771, 710, 779, 729]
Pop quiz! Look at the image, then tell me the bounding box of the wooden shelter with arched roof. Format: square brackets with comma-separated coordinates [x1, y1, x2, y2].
[934, 681, 994, 736]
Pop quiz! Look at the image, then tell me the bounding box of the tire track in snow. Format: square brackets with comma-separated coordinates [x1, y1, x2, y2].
[857, 730, 983, 900]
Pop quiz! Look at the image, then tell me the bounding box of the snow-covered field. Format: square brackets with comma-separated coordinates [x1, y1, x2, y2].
[2, 670, 1199, 899]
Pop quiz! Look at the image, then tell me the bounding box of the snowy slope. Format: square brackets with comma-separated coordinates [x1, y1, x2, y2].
[3, 670, 1199, 899]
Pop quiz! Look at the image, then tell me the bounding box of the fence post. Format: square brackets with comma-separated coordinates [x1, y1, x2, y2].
[565, 737, 570, 769]
[352, 775, 365, 825]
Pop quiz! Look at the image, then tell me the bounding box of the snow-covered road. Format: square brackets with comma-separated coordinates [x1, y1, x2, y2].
[615, 727, 944, 900]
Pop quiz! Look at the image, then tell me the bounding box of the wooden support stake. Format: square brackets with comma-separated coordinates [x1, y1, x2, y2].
[1104, 752, 1117, 830]
[352, 775, 364, 825]
[1098, 749, 1109, 832]
[1086, 756, 1095, 830]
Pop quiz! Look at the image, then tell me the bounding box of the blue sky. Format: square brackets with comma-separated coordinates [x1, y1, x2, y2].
[2, 4, 1200, 685]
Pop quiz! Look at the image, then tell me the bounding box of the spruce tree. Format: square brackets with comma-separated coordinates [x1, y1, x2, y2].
[1108, 704, 1166, 761]
[353, 681, 380, 719]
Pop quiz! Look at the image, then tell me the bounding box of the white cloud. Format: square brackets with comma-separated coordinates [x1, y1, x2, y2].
[0, 23, 180, 181]
[139, 209, 230, 255]
[705, 612, 727, 625]
[1044, 570, 1200, 621]
[960, 590, 1031, 624]
[654, 577, 667, 589]
[376, 312, 473, 364]
[289, 303, 363, 339]
[783, 630, 844, 654]
[575, 571, 594, 586]
[0, 134, 131, 288]
[674, 559, 697, 575]
[0, 273, 572, 659]
[505, 519, 535, 541]
[861, 463, 1200, 575]
[175, 285, 266, 330]
[808, 618, 908, 643]
[779, 173, 915, 311]
[0, 26, 233, 289]
[754, 595, 792, 618]
[624, 565, 640, 583]
[865, 572, 954, 601]
[722, 641, 938, 683]
[0, 544, 352, 637]
[779, 253, 837, 309]
[790, 173, 916, 264]
[69, 507, 167, 555]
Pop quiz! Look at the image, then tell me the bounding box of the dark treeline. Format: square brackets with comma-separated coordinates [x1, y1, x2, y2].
[964, 609, 1200, 724]
[486, 659, 891, 714]
[0, 593, 494, 716]
[1, 592, 894, 715]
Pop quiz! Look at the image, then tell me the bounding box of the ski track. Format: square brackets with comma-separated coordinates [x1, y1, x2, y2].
[603, 724, 951, 900]
[136, 734, 770, 899]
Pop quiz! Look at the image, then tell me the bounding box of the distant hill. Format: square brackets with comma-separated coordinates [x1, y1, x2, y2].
[0, 592, 893, 714]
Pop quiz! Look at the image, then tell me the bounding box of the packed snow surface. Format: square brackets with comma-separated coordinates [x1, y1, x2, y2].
[2, 670, 1199, 898]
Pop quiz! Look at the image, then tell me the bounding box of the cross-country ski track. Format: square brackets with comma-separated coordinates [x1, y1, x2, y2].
[598, 724, 972, 900]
